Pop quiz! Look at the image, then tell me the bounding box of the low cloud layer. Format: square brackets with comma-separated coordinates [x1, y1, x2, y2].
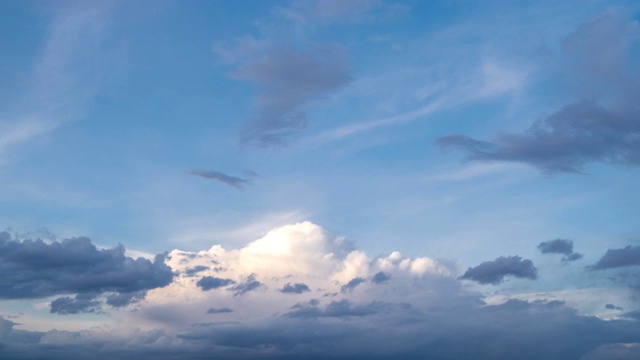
[0, 232, 173, 312]
[460, 255, 538, 284]
[2, 222, 640, 359]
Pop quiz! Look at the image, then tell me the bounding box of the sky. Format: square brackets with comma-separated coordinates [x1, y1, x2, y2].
[1, 0, 640, 359]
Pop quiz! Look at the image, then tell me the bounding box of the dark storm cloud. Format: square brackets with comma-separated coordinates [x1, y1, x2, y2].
[371, 271, 391, 284]
[590, 245, 640, 270]
[206, 307, 233, 314]
[340, 277, 365, 293]
[230, 274, 261, 296]
[196, 276, 235, 291]
[460, 255, 538, 285]
[189, 169, 251, 190]
[232, 45, 351, 147]
[538, 239, 583, 262]
[436, 12, 640, 174]
[0, 232, 173, 308]
[280, 282, 310, 294]
[50, 293, 101, 315]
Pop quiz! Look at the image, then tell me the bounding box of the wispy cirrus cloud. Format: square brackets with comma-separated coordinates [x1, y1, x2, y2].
[1, 4, 111, 157]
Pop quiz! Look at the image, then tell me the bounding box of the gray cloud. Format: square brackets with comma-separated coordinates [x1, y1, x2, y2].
[230, 274, 262, 296]
[340, 277, 365, 293]
[538, 239, 583, 262]
[230, 44, 351, 147]
[590, 245, 640, 270]
[460, 255, 538, 285]
[605, 303, 623, 311]
[436, 12, 640, 174]
[196, 276, 234, 291]
[177, 299, 640, 360]
[371, 271, 391, 284]
[206, 307, 233, 314]
[50, 293, 101, 315]
[538, 239, 574, 255]
[280, 282, 310, 294]
[106, 290, 146, 308]
[189, 169, 251, 190]
[286, 299, 407, 319]
[0, 232, 173, 310]
[184, 265, 209, 277]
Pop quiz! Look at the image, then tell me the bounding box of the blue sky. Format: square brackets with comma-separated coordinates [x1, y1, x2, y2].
[1, 1, 640, 359]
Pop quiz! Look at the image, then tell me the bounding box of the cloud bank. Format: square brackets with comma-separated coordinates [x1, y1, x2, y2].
[2, 222, 639, 359]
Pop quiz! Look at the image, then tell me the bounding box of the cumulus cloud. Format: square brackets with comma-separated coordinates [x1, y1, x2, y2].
[217, 42, 352, 147]
[3, 222, 640, 359]
[460, 255, 538, 284]
[189, 169, 252, 190]
[590, 245, 640, 270]
[280, 282, 310, 294]
[436, 12, 640, 174]
[538, 239, 583, 262]
[0, 232, 173, 311]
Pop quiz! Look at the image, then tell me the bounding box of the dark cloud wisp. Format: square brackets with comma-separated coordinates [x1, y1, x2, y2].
[436, 13, 640, 174]
[460, 255, 538, 285]
[189, 169, 251, 190]
[538, 239, 583, 262]
[196, 276, 235, 291]
[233, 45, 352, 147]
[590, 245, 640, 270]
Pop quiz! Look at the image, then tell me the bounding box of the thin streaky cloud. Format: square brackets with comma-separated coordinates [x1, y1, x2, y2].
[189, 169, 251, 190]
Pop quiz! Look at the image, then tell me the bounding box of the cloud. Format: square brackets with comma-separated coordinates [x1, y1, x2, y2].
[340, 277, 365, 293]
[1, 3, 111, 157]
[3, 222, 640, 359]
[0, 231, 173, 310]
[538, 239, 583, 262]
[50, 293, 101, 315]
[460, 255, 538, 285]
[280, 282, 311, 294]
[606, 304, 624, 311]
[230, 274, 262, 296]
[436, 12, 640, 174]
[206, 308, 233, 314]
[196, 276, 234, 291]
[218, 43, 352, 147]
[189, 169, 251, 190]
[371, 271, 391, 284]
[590, 246, 640, 270]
